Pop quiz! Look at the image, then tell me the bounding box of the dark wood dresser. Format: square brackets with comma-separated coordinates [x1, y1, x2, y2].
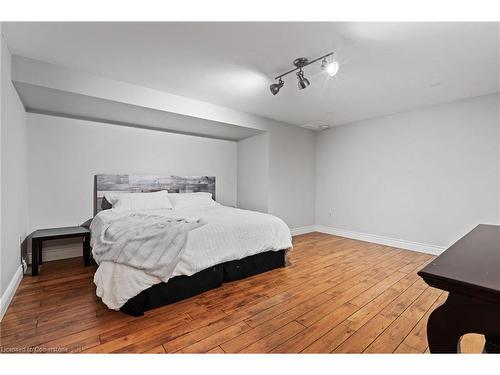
[418, 224, 500, 353]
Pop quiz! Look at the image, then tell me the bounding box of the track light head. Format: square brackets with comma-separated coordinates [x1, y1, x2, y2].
[296, 70, 310, 90]
[269, 78, 284, 95]
[321, 58, 339, 77]
[269, 83, 280, 95]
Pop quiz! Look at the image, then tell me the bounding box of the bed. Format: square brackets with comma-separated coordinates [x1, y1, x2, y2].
[90, 175, 292, 316]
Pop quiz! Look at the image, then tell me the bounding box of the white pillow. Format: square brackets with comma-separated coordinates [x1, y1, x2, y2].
[106, 191, 173, 211]
[167, 192, 219, 210]
[103, 192, 124, 206]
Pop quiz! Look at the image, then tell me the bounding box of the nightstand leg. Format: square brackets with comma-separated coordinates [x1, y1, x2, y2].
[32, 239, 40, 276]
[39, 242, 43, 265]
[83, 234, 91, 266]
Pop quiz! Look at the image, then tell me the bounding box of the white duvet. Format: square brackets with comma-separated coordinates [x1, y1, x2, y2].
[90, 205, 292, 310]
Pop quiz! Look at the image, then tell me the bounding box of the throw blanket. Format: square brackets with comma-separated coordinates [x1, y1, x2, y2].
[93, 213, 206, 278]
[92, 213, 206, 309]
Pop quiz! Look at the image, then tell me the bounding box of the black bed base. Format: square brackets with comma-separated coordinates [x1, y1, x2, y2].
[120, 250, 286, 316]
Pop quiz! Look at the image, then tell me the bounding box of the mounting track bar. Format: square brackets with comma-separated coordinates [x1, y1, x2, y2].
[273, 52, 334, 80]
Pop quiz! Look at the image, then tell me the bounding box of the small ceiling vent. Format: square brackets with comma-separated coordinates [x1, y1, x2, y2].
[301, 124, 330, 131]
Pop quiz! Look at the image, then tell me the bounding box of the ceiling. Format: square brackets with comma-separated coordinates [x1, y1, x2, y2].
[3, 22, 500, 127]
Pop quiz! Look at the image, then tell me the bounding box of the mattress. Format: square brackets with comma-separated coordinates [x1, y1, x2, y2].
[90, 205, 292, 310]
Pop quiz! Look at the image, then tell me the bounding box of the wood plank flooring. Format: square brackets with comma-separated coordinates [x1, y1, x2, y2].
[0, 232, 485, 353]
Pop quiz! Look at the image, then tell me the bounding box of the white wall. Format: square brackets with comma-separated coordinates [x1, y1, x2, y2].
[1, 34, 28, 301]
[27, 113, 238, 234]
[237, 133, 269, 212]
[237, 125, 316, 230]
[267, 125, 316, 230]
[316, 93, 500, 249]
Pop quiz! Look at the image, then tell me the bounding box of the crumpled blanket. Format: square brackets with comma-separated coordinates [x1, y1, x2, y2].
[93, 213, 206, 279]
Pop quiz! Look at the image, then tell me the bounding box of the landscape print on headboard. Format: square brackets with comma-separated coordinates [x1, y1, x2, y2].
[94, 174, 216, 214]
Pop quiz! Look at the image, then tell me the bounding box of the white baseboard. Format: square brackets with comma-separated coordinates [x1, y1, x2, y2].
[290, 225, 316, 236]
[0, 265, 23, 321]
[315, 225, 446, 255]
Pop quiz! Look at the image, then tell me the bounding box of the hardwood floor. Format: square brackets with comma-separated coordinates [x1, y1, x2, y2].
[0, 232, 485, 353]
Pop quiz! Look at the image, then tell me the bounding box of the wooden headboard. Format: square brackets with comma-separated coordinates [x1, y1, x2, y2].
[94, 174, 216, 215]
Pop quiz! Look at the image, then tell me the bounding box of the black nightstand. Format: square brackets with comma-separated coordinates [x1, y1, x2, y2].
[30, 226, 91, 276]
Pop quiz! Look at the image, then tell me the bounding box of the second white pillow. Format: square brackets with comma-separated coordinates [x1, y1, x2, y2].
[167, 192, 219, 210]
[109, 190, 173, 211]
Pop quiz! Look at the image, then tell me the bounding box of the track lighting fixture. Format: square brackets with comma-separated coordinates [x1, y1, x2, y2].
[269, 77, 284, 95]
[321, 57, 339, 77]
[269, 52, 337, 95]
[296, 69, 310, 90]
